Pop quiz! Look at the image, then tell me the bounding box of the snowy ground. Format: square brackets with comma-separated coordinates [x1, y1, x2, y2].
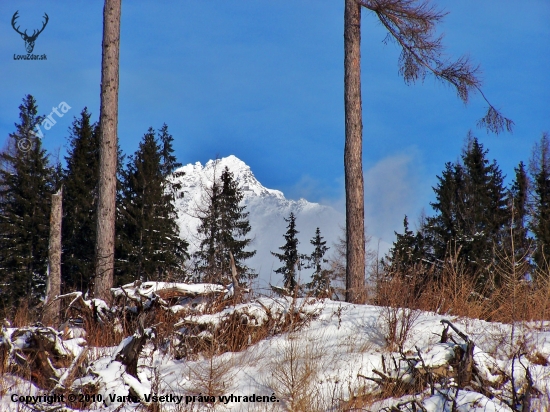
[2, 298, 550, 411]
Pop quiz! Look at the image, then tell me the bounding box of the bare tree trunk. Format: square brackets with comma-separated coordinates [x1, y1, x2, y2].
[344, 0, 366, 303]
[43, 188, 62, 326]
[94, 0, 121, 302]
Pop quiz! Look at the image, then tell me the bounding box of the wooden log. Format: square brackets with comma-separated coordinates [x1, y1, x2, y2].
[54, 346, 88, 392]
[113, 324, 152, 379]
[441, 320, 475, 389]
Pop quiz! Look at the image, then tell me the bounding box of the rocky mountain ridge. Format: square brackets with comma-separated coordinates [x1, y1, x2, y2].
[171, 155, 344, 287]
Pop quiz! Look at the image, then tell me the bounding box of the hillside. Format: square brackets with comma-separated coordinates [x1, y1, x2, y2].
[1, 286, 549, 411]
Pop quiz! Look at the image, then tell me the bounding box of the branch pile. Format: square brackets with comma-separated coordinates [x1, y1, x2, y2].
[360, 320, 539, 411]
[174, 297, 321, 357]
[0, 324, 81, 389]
[111, 280, 236, 315]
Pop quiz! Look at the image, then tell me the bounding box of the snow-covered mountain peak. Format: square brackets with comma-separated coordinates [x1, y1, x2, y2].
[172, 155, 344, 285]
[175, 155, 284, 201]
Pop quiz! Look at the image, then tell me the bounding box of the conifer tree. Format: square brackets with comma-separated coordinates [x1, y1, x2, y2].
[305, 227, 331, 297]
[194, 166, 256, 284]
[0, 95, 55, 314]
[461, 136, 508, 273]
[428, 161, 467, 260]
[61, 108, 100, 292]
[427, 135, 508, 284]
[118, 126, 188, 284]
[194, 179, 221, 283]
[271, 212, 300, 291]
[529, 132, 550, 269]
[383, 216, 433, 298]
[158, 123, 182, 178]
[385, 216, 429, 273]
[504, 161, 531, 266]
[218, 167, 256, 281]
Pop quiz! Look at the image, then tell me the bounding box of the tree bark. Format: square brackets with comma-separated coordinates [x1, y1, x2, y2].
[44, 188, 62, 326]
[344, 0, 366, 303]
[94, 0, 121, 302]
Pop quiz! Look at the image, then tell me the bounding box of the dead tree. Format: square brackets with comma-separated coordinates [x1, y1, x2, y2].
[94, 0, 121, 302]
[343, 0, 513, 304]
[43, 187, 62, 326]
[0, 326, 72, 389]
[344, 0, 366, 304]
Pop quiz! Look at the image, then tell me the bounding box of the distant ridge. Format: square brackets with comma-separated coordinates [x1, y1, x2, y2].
[171, 155, 345, 287]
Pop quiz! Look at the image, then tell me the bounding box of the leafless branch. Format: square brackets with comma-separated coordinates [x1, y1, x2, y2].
[358, 0, 514, 134]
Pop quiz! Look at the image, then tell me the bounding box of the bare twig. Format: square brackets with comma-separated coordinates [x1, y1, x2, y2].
[358, 0, 513, 134]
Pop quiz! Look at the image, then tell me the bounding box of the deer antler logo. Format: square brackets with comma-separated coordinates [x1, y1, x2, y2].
[11, 11, 49, 54]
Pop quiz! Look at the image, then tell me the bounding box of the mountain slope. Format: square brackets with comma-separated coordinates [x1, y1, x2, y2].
[171, 155, 345, 287]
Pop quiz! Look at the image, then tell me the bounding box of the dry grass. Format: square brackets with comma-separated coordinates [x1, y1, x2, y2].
[374, 250, 550, 327]
[11, 300, 37, 327]
[187, 353, 236, 399]
[374, 274, 421, 352]
[266, 331, 330, 412]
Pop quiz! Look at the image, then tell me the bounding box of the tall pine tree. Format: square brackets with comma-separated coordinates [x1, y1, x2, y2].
[462, 136, 508, 275]
[305, 227, 331, 297]
[61, 108, 100, 292]
[118, 126, 188, 284]
[0, 95, 55, 315]
[428, 161, 467, 261]
[385, 216, 429, 274]
[194, 177, 221, 283]
[194, 166, 256, 285]
[271, 212, 300, 291]
[504, 161, 531, 267]
[427, 134, 508, 284]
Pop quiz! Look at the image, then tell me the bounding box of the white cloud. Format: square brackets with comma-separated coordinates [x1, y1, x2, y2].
[364, 150, 427, 246]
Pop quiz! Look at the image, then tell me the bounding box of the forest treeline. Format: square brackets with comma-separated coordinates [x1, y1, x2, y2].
[377, 131, 550, 322]
[1, 95, 549, 321]
[385, 131, 549, 282]
[0, 96, 333, 317]
[0, 96, 188, 315]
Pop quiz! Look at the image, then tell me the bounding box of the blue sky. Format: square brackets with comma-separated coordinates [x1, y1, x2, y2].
[0, 1, 548, 245]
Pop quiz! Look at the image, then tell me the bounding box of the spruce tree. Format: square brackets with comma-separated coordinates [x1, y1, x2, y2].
[218, 167, 256, 281]
[194, 179, 221, 283]
[461, 136, 508, 275]
[118, 126, 188, 284]
[504, 161, 531, 266]
[194, 166, 256, 284]
[305, 227, 331, 297]
[383, 216, 433, 298]
[271, 212, 300, 291]
[385, 216, 429, 274]
[428, 161, 467, 260]
[0, 95, 55, 314]
[61, 108, 100, 292]
[427, 135, 508, 284]
[529, 132, 550, 269]
[158, 123, 182, 178]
